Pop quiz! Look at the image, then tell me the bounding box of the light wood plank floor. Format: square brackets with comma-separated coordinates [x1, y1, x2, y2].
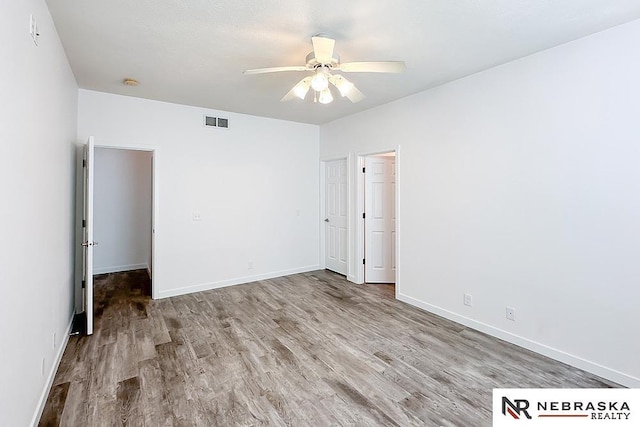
[40, 270, 616, 426]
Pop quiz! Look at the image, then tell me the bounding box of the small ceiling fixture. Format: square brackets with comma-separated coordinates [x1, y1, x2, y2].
[123, 78, 138, 86]
[243, 35, 406, 104]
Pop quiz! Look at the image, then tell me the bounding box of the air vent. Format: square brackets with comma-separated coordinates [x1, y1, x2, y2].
[203, 115, 230, 129]
[204, 115, 216, 127]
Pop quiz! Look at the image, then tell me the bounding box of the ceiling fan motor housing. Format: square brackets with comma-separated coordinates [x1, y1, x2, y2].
[306, 51, 340, 69]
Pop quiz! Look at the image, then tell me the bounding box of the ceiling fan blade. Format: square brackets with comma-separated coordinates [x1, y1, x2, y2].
[339, 61, 406, 73]
[311, 36, 336, 64]
[281, 76, 313, 102]
[243, 66, 308, 75]
[280, 87, 299, 102]
[346, 86, 365, 103]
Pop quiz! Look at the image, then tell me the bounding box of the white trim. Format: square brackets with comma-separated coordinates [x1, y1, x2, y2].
[395, 145, 402, 298]
[93, 263, 149, 275]
[320, 154, 351, 162]
[319, 161, 327, 270]
[30, 314, 74, 427]
[91, 142, 158, 300]
[92, 142, 157, 152]
[157, 265, 321, 299]
[346, 153, 356, 282]
[397, 292, 640, 388]
[151, 149, 158, 299]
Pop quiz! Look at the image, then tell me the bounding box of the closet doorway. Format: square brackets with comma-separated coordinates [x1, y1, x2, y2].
[93, 147, 153, 279]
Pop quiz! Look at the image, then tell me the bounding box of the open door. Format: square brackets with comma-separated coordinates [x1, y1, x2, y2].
[82, 137, 96, 335]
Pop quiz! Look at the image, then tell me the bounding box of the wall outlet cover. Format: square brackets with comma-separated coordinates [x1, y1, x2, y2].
[464, 293, 473, 307]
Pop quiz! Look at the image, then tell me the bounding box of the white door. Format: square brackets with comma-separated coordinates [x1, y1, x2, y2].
[82, 137, 96, 335]
[325, 159, 348, 275]
[365, 155, 396, 283]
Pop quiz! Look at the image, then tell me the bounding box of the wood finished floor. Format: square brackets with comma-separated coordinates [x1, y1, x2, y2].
[40, 270, 616, 426]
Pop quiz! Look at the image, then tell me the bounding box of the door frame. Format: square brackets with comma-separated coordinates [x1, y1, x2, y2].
[363, 152, 397, 284]
[356, 146, 401, 291]
[75, 142, 159, 312]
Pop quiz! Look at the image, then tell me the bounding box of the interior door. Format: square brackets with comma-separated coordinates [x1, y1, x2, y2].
[325, 159, 348, 275]
[82, 137, 96, 335]
[365, 155, 396, 283]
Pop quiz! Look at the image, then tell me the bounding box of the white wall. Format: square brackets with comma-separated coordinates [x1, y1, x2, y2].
[94, 148, 152, 274]
[0, 0, 78, 425]
[321, 19, 640, 387]
[78, 90, 320, 298]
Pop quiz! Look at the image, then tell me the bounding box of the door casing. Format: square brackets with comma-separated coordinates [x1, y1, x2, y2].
[364, 153, 396, 283]
[74, 141, 159, 324]
[320, 145, 401, 294]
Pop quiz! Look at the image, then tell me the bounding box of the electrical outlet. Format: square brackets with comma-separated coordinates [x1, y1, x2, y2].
[192, 211, 202, 221]
[506, 307, 516, 321]
[248, 261, 254, 270]
[464, 293, 473, 307]
[53, 332, 57, 350]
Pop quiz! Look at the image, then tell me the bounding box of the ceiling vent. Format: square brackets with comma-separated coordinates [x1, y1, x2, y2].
[203, 115, 229, 129]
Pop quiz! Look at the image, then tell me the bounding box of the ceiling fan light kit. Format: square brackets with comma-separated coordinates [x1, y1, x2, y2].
[311, 68, 330, 91]
[330, 75, 355, 97]
[293, 77, 312, 100]
[244, 35, 406, 105]
[318, 88, 334, 104]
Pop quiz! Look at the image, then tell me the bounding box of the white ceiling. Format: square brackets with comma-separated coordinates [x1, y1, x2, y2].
[46, 0, 640, 125]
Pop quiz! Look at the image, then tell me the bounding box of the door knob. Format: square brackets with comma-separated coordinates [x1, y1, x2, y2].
[324, 218, 329, 222]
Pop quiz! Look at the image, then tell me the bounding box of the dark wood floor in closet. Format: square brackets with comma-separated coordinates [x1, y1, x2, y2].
[39, 269, 615, 426]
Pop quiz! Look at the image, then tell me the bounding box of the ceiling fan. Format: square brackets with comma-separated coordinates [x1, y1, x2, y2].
[243, 35, 406, 104]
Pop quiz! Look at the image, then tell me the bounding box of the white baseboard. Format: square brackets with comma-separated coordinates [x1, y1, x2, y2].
[30, 314, 74, 427]
[93, 263, 148, 275]
[397, 292, 640, 389]
[157, 265, 320, 299]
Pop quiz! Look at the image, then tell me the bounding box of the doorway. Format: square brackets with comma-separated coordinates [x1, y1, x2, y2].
[93, 147, 153, 277]
[74, 142, 156, 335]
[362, 152, 396, 284]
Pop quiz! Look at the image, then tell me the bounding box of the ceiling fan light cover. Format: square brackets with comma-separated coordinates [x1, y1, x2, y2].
[311, 72, 329, 92]
[293, 80, 311, 99]
[335, 78, 354, 97]
[318, 88, 333, 104]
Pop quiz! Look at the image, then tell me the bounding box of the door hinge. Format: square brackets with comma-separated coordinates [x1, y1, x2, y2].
[81, 279, 86, 289]
[363, 258, 366, 265]
[82, 159, 86, 168]
[362, 212, 365, 219]
[82, 219, 86, 228]
[362, 167, 365, 173]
